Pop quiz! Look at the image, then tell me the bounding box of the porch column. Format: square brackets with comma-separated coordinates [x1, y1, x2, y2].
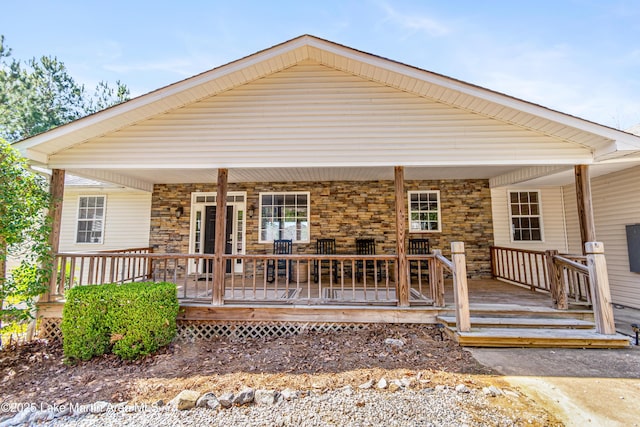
[44, 169, 65, 302]
[585, 242, 616, 334]
[574, 165, 596, 255]
[394, 166, 409, 307]
[212, 168, 228, 306]
[451, 242, 471, 332]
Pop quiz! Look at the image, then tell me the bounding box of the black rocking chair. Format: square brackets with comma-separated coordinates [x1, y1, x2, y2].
[355, 238, 384, 281]
[313, 238, 338, 283]
[266, 239, 293, 283]
[409, 238, 430, 281]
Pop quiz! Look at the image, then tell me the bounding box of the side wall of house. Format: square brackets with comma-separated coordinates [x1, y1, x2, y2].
[59, 188, 152, 252]
[490, 186, 569, 252]
[563, 165, 640, 309]
[150, 179, 494, 278]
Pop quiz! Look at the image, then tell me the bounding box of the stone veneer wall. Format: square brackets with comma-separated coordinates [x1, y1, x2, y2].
[150, 180, 494, 278]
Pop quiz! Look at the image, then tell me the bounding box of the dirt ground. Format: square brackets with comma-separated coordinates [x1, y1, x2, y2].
[0, 324, 562, 425]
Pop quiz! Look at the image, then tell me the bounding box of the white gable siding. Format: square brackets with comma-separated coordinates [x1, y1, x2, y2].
[59, 189, 151, 252]
[48, 61, 594, 170]
[491, 187, 568, 252]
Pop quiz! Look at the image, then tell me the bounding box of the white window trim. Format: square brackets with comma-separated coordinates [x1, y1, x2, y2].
[408, 190, 442, 233]
[75, 195, 106, 245]
[508, 189, 545, 243]
[258, 191, 311, 243]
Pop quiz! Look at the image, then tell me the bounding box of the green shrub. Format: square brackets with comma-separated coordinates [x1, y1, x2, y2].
[61, 282, 178, 362]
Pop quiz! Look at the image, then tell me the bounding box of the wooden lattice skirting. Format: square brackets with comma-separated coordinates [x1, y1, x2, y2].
[37, 318, 368, 343]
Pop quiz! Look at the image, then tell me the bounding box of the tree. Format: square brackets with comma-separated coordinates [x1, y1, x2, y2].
[0, 35, 130, 142]
[0, 139, 51, 345]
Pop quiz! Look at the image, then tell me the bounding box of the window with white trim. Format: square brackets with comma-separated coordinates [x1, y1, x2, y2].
[76, 196, 106, 244]
[408, 191, 441, 232]
[259, 192, 310, 242]
[509, 191, 542, 241]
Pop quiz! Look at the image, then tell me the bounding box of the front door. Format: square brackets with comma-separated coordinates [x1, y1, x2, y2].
[204, 205, 234, 273]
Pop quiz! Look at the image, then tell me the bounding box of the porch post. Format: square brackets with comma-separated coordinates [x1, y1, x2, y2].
[45, 169, 65, 302]
[212, 168, 228, 306]
[574, 165, 596, 255]
[394, 166, 409, 307]
[451, 242, 471, 332]
[585, 242, 616, 335]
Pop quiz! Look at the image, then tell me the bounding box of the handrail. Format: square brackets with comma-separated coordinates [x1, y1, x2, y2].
[490, 246, 549, 292]
[553, 255, 589, 274]
[435, 253, 453, 271]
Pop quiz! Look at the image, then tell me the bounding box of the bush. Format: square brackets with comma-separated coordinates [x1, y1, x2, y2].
[61, 282, 178, 362]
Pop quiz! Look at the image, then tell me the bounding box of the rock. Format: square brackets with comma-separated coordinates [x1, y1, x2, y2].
[196, 392, 220, 409]
[377, 378, 388, 389]
[384, 338, 405, 347]
[28, 410, 51, 424]
[483, 386, 503, 397]
[218, 392, 235, 408]
[400, 378, 414, 388]
[73, 404, 91, 415]
[2, 408, 34, 427]
[435, 385, 447, 391]
[90, 401, 111, 414]
[255, 389, 280, 405]
[53, 406, 71, 418]
[359, 379, 375, 389]
[232, 388, 255, 406]
[339, 385, 354, 396]
[281, 388, 300, 400]
[152, 399, 165, 407]
[169, 390, 201, 410]
[502, 389, 520, 398]
[455, 384, 470, 393]
[388, 382, 401, 392]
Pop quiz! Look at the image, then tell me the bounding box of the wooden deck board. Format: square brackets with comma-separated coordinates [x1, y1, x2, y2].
[437, 316, 594, 329]
[453, 328, 630, 348]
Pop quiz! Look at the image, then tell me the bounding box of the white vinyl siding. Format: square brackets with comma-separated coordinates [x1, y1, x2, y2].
[48, 61, 593, 169]
[60, 189, 151, 251]
[563, 165, 640, 309]
[491, 187, 568, 252]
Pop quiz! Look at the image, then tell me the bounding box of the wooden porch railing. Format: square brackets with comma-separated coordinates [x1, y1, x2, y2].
[49, 250, 455, 307]
[490, 246, 592, 307]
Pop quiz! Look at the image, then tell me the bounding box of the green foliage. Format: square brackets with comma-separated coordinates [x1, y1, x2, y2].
[0, 139, 51, 335]
[0, 35, 130, 142]
[61, 282, 179, 362]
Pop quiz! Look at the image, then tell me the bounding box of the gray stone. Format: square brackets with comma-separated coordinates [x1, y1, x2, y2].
[280, 388, 300, 400]
[435, 385, 447, 391]
[153, 399, 165, 407]
[53, 406, 71, 418]
[400, 378, 414, 388]
[28, 410, 51, 423]
[196, 392, 220, 409]
[384, 338, 405, 347]
[377, 378, 388, 389]
[339, 385, 354, 396]
[4, 408, 34, 426]
[502, 389, 520, 398]
[483, 386, 503, 397]
[169, 390, 201, 410]
[255, 389, 280, 405]
[455, 384, 471, 393]
[359, 379, 375, 389]
[232, 388, 255, 406]
[218, 392, 235, 408]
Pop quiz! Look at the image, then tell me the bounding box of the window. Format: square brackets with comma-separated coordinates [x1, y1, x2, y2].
[76, 196, 106, 244]
[509, 191, 542, 241]
[408, 191, 441, 232]
[259, 192, 309, 242]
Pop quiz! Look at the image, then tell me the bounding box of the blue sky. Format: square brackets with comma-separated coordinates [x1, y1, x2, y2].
[2, 0, 640, 130]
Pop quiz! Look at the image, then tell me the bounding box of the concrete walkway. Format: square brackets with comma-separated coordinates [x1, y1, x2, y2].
[470, 345, 640, 426]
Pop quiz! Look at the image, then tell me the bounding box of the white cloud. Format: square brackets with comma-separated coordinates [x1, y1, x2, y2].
[377, 1, 450, 37]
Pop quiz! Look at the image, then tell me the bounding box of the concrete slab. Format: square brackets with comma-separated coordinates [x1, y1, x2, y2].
[470, 346, 640, 426]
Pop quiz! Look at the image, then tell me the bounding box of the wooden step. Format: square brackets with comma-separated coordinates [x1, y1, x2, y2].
[440, 304, 595, 321]
[436, 315, 594, 329]
[450, 327, 631, 349]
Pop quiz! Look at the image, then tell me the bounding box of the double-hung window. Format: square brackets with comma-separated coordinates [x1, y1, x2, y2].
[509, 191, 542, 241]
[259, 192, 310, 243]
[408, 191, 441, 232]
[76, 196, 106, 244]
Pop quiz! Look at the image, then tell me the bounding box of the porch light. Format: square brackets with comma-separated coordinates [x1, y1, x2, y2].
[175, 206, 184, 219]
[248, 205, 255, 218]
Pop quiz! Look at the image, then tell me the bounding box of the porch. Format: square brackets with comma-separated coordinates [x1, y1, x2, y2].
[38, 243, 630, 348]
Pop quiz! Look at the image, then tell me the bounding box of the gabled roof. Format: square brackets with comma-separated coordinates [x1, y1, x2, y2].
[13, 35, 640, 191]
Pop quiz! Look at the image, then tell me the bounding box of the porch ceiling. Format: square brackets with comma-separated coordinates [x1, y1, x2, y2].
[68, 165, 523, 191]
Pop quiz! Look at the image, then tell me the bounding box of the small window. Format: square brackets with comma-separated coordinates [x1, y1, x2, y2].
[408, 191, 441, 232]
[509, 191, 543, 241]
[259, 192, 310, 243]
[76, 196, 105, 244]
